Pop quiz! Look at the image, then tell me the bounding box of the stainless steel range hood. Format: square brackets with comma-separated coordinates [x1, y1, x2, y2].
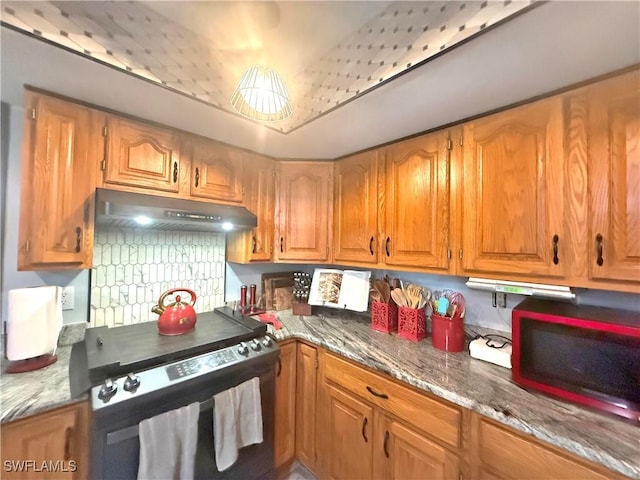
[95, 188, 257, 232]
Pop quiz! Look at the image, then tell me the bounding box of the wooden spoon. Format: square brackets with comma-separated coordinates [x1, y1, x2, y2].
[390, 288, 409, 307]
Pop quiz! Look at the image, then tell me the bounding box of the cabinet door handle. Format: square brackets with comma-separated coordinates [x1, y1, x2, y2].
[595, 234, 604, 266]
[383, 430, 390, 458]
[552, 234, 559, 265]
[361, 417, 368, 442]
[64, 427, 73, 461]
[385, 236, 390, 257]
[369, 236, 375, 256]
[366, 385, 389, 399]
[280, 237, 284, 253]
[173, 161, 178, 183]
[194, 167, 200, 188]
[75, 227, 82, 253]
[276, 357, 282, 377]
[252, 236, 257, 254]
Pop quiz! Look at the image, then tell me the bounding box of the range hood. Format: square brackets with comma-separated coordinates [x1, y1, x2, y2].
[95, 188, 257, 233]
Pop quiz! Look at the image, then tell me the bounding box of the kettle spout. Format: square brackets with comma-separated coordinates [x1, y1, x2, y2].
[151, 305, 165, 316]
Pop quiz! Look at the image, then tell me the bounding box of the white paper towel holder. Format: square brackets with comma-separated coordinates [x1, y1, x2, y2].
[4, 353, 58, 373]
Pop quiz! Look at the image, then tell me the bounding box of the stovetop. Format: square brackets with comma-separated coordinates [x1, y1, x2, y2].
[82, 307, 267, 384]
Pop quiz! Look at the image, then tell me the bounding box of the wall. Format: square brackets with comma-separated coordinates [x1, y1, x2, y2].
[0, 103, 90, 328]
[225, 262, 314, 304]
[90, 228, 226, 327]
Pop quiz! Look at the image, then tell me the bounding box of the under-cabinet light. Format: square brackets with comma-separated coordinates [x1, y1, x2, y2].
[465, 278, 575, 300]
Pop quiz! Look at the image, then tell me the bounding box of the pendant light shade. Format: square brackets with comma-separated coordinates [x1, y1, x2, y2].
[230, 65, 293, 122]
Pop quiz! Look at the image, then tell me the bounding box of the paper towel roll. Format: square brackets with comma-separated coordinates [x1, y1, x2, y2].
[6, 286, 63, 361]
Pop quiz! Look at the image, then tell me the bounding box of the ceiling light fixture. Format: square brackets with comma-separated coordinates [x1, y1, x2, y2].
[230, 65, 293, 122]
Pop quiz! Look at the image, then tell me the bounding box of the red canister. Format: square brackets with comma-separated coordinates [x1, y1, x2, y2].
[431, 314, 464, 352]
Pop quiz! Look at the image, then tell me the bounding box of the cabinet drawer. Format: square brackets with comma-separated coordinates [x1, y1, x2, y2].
[323, 351, 461, 449]
[477, 417, 617, 480]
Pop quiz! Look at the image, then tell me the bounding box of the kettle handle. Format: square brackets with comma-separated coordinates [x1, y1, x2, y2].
[158, 288, 197, 308]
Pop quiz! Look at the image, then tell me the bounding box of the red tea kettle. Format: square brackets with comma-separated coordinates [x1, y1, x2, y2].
[151, 288, 197, 335]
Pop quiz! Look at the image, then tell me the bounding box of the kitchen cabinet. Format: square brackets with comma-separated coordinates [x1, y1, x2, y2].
[18, 91, 99, 270]
[102, 114, 185, 194]
[460, 97, 566, 279]
[319, 350, 463, 480]
[189, 137, 244, 203]
[333, 150, 380, 264]
[384, 131, 452, 271]
[0, 402, 89, 480]
[276, 162, 333, 262]
[324, 384, 374, 480]
[274, 341, 297, 469]
[295, 342, 319, 472]
[227, 154, 275, 263]
[586, 70, 640, 285]
[470, 414, 627, 480]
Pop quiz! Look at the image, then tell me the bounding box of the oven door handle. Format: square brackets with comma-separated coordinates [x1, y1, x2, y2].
[106, 398, 214, 445]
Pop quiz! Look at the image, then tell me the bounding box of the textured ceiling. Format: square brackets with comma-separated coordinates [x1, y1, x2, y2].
[0, 1, 534, 133]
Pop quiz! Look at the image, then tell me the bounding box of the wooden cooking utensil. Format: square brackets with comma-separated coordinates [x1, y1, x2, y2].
[390, 288, 409, 308]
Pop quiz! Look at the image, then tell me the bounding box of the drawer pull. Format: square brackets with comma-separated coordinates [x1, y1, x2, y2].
[280, 237, 284, 253]
[173, 161, 178, 183]
[366, 385, 389, 399]
[361, 417, 368, 442]
[369, 236, 374, 256]
[595, 233, 604, 266]
[252, 236, 257, 254]
[75, 227, 82, 253]
[276, 357, 282, 377]
[552, 234, 559, 265]
[194, 167, 200, 187]
[385, 237, 391, 257]
[383, 430, 390, 458]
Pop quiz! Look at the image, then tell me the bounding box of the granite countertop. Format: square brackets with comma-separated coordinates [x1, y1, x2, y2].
[0, 324, 86, 423]
[0, 312, 637, 479]
[267, 309, 639, 480]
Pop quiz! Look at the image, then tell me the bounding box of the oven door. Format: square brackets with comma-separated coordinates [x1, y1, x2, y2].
[91, 364, 275, 480]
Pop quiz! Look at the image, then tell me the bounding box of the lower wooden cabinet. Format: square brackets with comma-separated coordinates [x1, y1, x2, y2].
[470, 414, 627, 480]
[0, 402, 89, 480]
[274, 341, 297, 469]
[295, 342, 319, 472]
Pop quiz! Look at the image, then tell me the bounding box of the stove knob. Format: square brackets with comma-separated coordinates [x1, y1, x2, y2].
[123, 374, 140, 392]
[261, 337, 272, 347]
[237, 342, 249, 355]
[250, 339, 261, 351]
[98, 378, 118, 402]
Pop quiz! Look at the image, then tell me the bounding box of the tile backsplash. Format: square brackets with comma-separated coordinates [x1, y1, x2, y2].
[90, 228, 225, 327]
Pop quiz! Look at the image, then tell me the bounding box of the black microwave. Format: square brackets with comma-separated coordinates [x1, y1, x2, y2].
[512, 298, 640, 423]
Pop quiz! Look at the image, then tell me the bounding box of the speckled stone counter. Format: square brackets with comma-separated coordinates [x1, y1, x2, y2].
[0, 324, 87, 424]
[266, 309, 639, 479]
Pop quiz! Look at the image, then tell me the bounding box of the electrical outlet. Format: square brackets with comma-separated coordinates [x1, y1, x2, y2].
[61, 286, 75, 311]
[496, 292, 507, 308]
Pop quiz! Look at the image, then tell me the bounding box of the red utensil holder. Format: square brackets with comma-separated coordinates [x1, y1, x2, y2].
[371, 301, 398, 333]
[398, 306, 427, 341]
[431, 313, 465, 352]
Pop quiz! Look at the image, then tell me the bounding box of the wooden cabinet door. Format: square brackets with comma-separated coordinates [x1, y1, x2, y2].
[384, 419, 460, 480]
[295, 343, 318, 471]
[18, 92, 98, 270]
[104, 115, 182, 193]
[325, 385, 374, 480]
[461, 97, 565, 278]
[190, 139, 244, 203]
[333, 150, 379, 264]
[384, 131, 451, 270]
[587, 71, 640, 283]
[226, 154, 274, 263]
[274, 342, 297, 469]
[1, 403, 88, 480]
[276, 162, 332, 262]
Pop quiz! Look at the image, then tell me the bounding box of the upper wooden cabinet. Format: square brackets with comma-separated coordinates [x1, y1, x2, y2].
[189, 138, 244, 203]
[102, 115, 184, 193]
[18, 91, 99, 270]
[587, 71, 640, 285]
[460, 97, 566, 279]
[384, 131, 452, 271]
[333, 151, 380, 264]
[227, 154, 275, 263]
[1, 402, 89, 480]
[275, 162, 333, 262]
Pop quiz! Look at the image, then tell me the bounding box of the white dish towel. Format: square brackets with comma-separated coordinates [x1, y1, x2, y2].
[213, 377, 263, 472]
[137, 402, 199, 480]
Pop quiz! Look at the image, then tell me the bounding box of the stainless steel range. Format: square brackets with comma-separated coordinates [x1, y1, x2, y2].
[71, 307, 279, 480]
